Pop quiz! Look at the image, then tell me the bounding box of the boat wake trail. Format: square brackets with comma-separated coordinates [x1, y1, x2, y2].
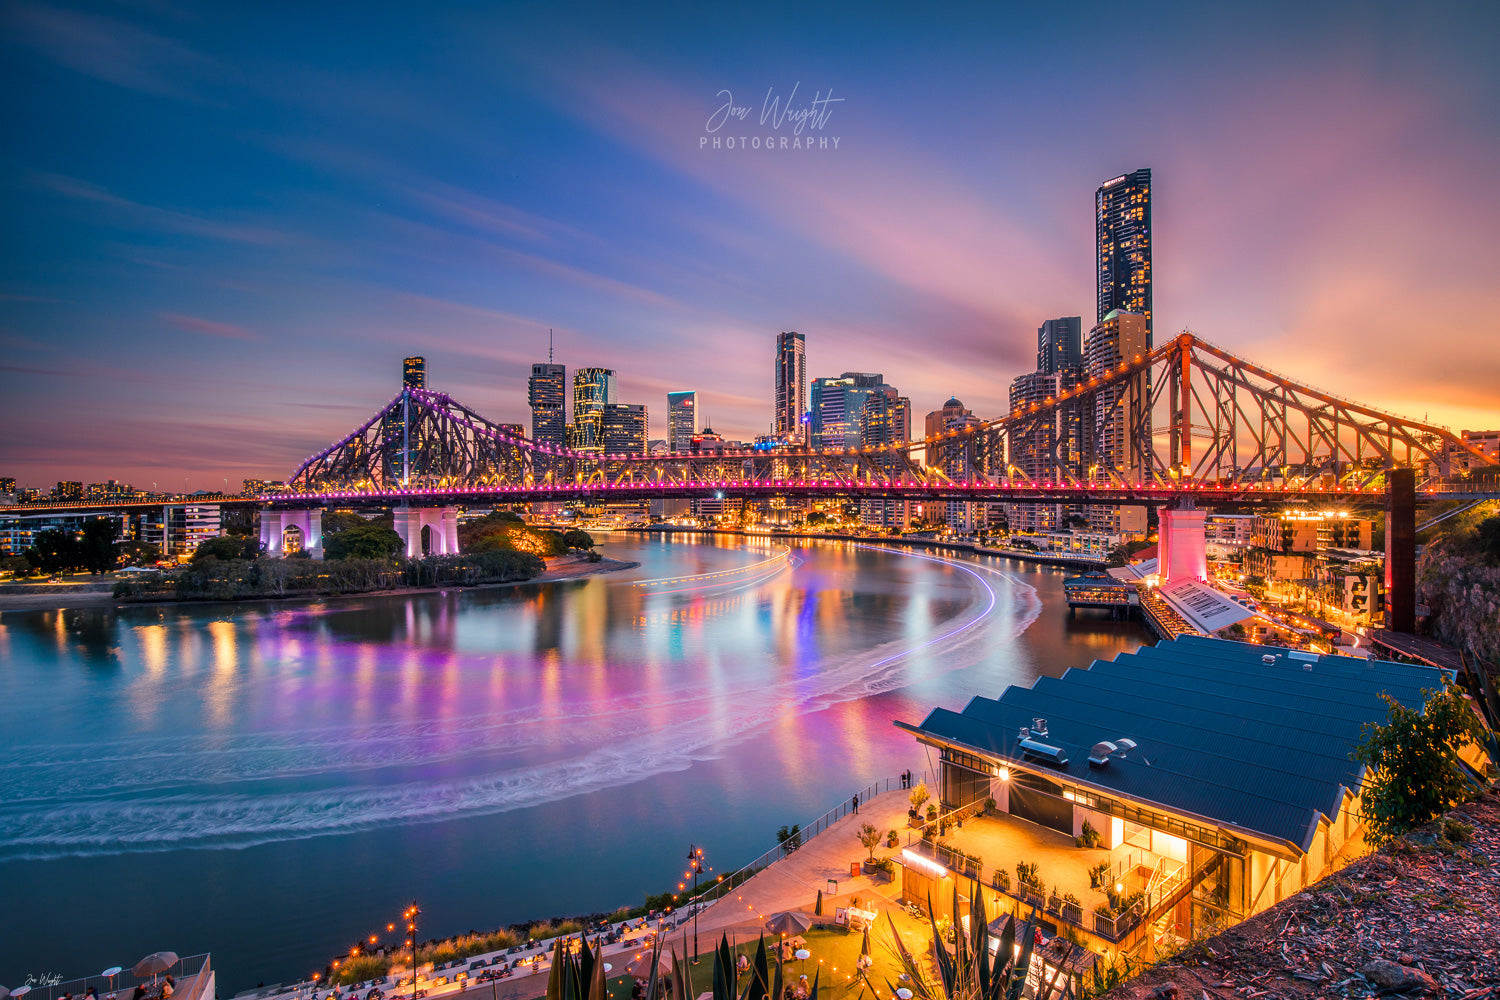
[0, 547, 1040, 862]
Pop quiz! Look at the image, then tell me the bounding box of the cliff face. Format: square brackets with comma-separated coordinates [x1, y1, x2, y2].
[1103, 790, 1500, 999]
[1418, 545, 1500, 666]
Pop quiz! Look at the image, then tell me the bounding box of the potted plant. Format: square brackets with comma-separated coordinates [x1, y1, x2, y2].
[1060, 893, 1083, 924]
[991, 868, 1011, 893]
[1075, 819, 1103, 849]
[1088, 861, 1111, 891]
[908, 783, 929, 827]
[983, 796, 997, 816]
[885, 829, 899, 849]
[857, 822, 882, 872]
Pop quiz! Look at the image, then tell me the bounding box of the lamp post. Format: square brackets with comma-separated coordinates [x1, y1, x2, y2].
[687, 844, 705, 964]
[406, 901, 421, 1000]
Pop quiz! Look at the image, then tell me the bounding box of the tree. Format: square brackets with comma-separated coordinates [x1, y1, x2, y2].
[1352, 683, 1484, 845]
[324, 523, 403, 560]
[807, 511, 828, 526]
[193, 535, 256, 562]
[321, 510, 371, 534]
[79, 516, 118, 574]
[1243, 574, 1268, 598]
[114, 540, 161, 567]
[561, 528, 594, 551]
[909, 782, 930, 814]
[856, 822, 882, 861]
[28, 528, 81, 575]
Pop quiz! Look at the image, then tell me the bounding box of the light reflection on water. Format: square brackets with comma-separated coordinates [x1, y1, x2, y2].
[0, 536, 1149, 989]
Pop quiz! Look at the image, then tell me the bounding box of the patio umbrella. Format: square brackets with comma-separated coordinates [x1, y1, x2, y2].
[13, 988, 32, 999]
[763, 911, 814, 937]
[134, 952, 178, 982]
[814, 890, 823, 917]
[2, 985, 11, 1000]
[625, 951, 674, 980]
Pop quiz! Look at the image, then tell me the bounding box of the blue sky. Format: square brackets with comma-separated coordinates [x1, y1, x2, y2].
[2, 1, 1498, 486]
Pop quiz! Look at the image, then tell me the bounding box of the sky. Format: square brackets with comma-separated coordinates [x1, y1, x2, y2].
[2, 0, 1499, 488]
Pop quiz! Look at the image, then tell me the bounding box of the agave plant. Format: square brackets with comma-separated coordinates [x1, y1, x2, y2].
[885, 879, 1073, 1000]
[544, 934, 608, 1000]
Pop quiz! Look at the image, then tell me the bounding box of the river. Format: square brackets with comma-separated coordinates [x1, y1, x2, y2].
[0, 535, 1150, 989]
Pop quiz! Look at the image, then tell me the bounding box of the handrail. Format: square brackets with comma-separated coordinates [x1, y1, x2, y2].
[685, 770, 934, 909]
[17, 954, 213, 1000]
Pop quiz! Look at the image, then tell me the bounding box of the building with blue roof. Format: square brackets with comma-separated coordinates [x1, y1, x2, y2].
[894, 635, 1448, 954]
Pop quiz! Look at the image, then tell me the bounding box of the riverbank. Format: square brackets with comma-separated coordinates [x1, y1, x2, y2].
[0, 554, 639, 611]
[621, 524, 1108, 569]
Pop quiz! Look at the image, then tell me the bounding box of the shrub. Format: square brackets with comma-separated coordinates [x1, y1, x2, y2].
[1088, 861, 1111, 890]
[1353, 683, 1483, 844]
[1442, 816, 1474, 844]
[886, 828, 899, 849]
[1016, 860, 1041, 889]
[991, 868, 1011, 892]
[909, 783, 929, 812]
[1076, 819, 1103, 848]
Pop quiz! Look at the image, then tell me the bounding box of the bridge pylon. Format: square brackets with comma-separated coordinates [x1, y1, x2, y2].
[393, 505, 459, 559]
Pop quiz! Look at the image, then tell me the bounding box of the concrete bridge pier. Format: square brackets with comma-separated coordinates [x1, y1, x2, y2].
[1158, 504, 1207, 583]
[259, 508, 324, 559]
[394, 506, 460, 558]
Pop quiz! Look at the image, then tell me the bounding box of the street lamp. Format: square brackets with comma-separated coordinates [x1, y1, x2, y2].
[687, 844, 705, 964]
[405, 901, 421, 1000]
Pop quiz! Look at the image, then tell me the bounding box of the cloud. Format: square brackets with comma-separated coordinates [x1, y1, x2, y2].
[5, 1, 218, 101]
[31, 172, 287, 245]
[160, 312, 260, 341]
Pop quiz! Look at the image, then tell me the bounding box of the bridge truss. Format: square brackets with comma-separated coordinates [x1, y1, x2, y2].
[285, 336, 1494, 503]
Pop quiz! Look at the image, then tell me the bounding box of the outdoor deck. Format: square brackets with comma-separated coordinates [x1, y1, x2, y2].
[907, 810, 1110, 915]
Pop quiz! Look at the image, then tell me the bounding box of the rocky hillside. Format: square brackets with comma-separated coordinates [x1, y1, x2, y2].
[1105, 790, 1499, 999]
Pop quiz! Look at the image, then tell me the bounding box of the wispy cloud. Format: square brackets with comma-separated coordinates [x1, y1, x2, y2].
[160, 312, 260, 341]
[6, 1, 219, 102]
[31, 172, 287, 245]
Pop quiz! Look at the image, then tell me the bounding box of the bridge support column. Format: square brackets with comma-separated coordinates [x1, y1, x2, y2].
[262, 509, 324, 558]
[393, 506, 460, 558]
[1158, 505, 1207, 583]
[1385, 468, 1416, 633]
[260, 509, 284, 557]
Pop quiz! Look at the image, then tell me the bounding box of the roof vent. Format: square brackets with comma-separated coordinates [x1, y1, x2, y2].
[1018, 726, 1030, 740]
[1019, 738, 1068, 767]
[1031, 718, 1049, 737]
[1115, 738, 1138, 753]
[1261, 654, 1277, 665]
[1088, 741, 1118, 767]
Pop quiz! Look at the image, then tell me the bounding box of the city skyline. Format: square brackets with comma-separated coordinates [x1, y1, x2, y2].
[2, 2, 1499, 486]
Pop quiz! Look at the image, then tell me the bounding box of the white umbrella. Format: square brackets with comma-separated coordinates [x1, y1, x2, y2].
[13, 989, 33, 999]
[897, 990, 913, 999]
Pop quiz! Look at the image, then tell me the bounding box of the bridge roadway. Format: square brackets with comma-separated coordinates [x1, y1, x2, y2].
[257, 479, 1498, 509]
[6, 479, 1496, 515]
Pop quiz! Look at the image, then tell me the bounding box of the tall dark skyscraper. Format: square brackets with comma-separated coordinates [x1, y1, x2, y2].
[1096, 168, 1152, 346]
[666, 390, 697, 451]
[528, 362, 567, 479]
[774, 331, 807, 444]
[1036, 317, 1083, 376]
[403, 356, 426, 389]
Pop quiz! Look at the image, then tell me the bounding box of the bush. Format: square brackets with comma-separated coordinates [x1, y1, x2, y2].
[1353, 683, 1483, 844]
[325, 523, 403, 560]
[1016, 860, 1041, 890]
[1076, 818, 1103, 848]
[561, 529, 595, 550]
[886, 828, 899, 849]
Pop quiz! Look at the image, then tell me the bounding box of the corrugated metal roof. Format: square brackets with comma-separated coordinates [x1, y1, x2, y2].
[899, 637, 1443, 853]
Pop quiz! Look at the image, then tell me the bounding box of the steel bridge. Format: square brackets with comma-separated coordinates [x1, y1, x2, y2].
[278, 333, 1496, 506]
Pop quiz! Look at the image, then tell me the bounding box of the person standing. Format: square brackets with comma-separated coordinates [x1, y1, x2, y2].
[851, 795, 859, 814]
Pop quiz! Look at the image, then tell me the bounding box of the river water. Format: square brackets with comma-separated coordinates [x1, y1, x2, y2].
[0, 535, 1149, 990]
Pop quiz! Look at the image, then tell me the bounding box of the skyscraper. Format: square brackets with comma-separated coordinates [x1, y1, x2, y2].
[667, 391, 697, 452]
[774, 331, 807, 445]
[1007, 371, 1065, 532]
[1085, 309, 1151, 535]
[1036, 317, 1083, 376]
[859, 386, 912, 528]
[529, 362, 567, 481]
[925, 397, 984, 533]
[810, 372, 884, 449]
[601, 403, 649, 455]
[1096, 169, 1152, 345]
[572, 368, 617, 453]
[403, 356, 426, 389]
